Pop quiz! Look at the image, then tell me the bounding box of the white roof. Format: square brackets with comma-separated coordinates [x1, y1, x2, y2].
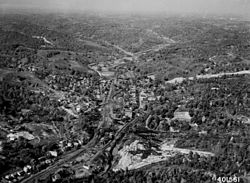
[174, 111, 192, 121]
[49, 151, 58, 157]
[7, 132, 35, 141]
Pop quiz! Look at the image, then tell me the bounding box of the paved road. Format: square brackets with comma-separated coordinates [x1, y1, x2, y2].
[21, 66, 250, 182]
[20, 40, 249, 182]
[104, 41, 134, 57]
[99, 81, 114, 129]
[22, 46, 134, 182]
[113, 45, 134, 57]
[167, 70, 250, 84]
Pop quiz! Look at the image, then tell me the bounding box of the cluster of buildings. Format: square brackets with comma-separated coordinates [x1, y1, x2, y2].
[3, 165, 32, 183]
[45, 74, 93, 93]
[2, 139, 83, 183]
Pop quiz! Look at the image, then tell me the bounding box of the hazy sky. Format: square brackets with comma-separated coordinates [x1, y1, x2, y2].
[0, 0, 250, 15]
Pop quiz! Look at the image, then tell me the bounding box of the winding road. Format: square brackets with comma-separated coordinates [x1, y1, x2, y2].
[20, 33, 250, 182]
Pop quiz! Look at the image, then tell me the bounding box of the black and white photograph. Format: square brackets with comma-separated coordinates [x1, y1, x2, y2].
[0, 0, 250, 182]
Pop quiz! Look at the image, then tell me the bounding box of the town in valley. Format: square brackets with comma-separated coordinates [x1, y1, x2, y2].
[0, 1, 250, 182]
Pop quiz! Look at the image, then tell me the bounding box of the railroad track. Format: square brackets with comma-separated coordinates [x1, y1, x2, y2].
[20, 145, 93, 183]
[90, 111, 151, 163]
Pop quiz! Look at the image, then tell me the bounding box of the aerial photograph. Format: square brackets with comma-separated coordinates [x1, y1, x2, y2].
[0, 0, 250, 182]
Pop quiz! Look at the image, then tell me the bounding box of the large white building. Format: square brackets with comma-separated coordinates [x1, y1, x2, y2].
[173, 111, 192, 122]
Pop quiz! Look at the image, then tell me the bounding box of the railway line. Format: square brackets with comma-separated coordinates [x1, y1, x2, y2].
[21, 147, 89, 183]
[20, 47, 137, 182]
